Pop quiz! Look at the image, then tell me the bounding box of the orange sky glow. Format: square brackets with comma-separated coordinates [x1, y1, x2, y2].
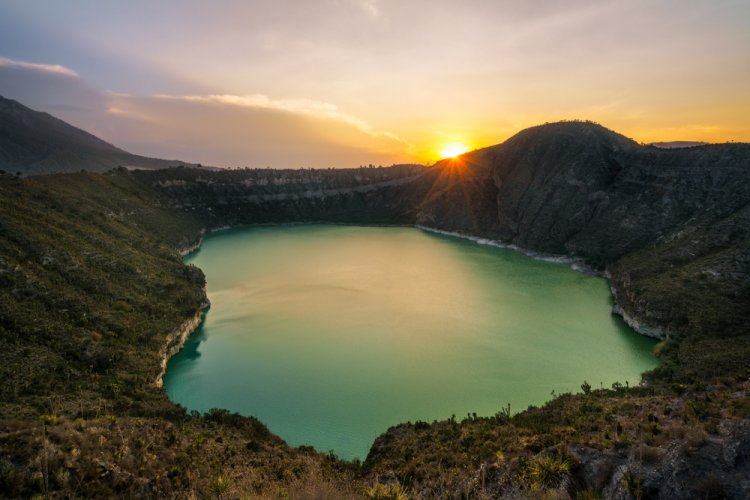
[0, 0, 748, 167]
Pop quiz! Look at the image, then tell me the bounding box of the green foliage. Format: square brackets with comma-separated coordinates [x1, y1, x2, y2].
[526, 451, 574, 490]
[39, 414, 57, 425]
[494, 403, 512, 423]
[575, 488, 603, 500]
[212, 474, 231, 498]
[623, 470, 644, 499]
[365, 482, 409, 500]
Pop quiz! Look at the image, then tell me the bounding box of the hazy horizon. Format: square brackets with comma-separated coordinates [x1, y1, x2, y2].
[1, 0, 748, 168]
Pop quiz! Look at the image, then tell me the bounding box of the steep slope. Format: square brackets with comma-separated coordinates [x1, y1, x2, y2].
[0, 96, 197, 175]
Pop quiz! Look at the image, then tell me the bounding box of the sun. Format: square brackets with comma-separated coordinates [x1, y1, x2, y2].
[440, 144, 469, 159]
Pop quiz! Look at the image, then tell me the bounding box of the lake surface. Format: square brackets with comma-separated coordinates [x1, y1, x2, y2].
[164, 225, 657, 460]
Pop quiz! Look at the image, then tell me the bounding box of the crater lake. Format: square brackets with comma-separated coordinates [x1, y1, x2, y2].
[163, 225, 658, 460]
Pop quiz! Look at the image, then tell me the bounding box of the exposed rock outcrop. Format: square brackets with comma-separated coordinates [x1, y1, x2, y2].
[572, 418, 750, 499]
[154, 297, 210, 387]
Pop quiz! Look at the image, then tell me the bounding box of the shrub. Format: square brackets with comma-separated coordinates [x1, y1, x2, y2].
[581, 381, 592, 395]
[365, 482, 409, 500]
[623, 470, 643, 499]
[212, 474, 231, 499]
[495, 403, 512, 423]
[527, 451, 574, 489]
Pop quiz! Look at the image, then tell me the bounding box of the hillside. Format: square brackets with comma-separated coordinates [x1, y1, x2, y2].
[0, 96, 199, 175]
[413, 121, 750, 341]
[0, 120, 749, 498]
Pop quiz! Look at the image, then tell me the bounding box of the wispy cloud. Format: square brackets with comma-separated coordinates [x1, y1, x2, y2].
[153, 93, 410, 146]
[89, 90, 412, 167]
[354, 0, 380, 17]
[0, 56, 79, 78]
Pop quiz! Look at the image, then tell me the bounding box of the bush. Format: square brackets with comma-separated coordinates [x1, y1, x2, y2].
[527, 451, 574, 489]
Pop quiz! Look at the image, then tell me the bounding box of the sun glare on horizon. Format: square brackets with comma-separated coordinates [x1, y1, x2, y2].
[440, 144, 469, 159]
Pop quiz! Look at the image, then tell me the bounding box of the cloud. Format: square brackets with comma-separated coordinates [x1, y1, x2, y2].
[0, 56, 78, 77]
[0, 55, 413, 168]
[353, 0, 380, 17]
[107, 93, 412, 168]
[153, 93, 410, 146]
[0, 56, 107, 123]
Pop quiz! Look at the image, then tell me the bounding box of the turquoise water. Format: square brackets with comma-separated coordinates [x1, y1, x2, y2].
[163, 225, 657, 460]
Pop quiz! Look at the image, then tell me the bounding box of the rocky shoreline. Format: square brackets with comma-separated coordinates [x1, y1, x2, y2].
[610, 295, 669, 340]
[415, 224, 672, 342]
[154, 293, 210, 388]
[416, 225, 601, 276]
[178, 229, 205, 257]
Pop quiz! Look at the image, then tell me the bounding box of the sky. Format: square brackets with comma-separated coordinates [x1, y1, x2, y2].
[0, 0, 749, 168]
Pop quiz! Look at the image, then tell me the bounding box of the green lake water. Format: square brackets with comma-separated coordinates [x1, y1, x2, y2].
[163, 225, 657, 460]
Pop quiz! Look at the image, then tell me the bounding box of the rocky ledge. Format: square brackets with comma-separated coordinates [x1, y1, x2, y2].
[154, 296, 210, 387]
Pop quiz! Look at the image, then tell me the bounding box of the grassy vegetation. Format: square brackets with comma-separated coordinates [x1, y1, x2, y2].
[608, 203, 750, 343]
[364, 370, 749, 497]
[0, 168, 748, 498]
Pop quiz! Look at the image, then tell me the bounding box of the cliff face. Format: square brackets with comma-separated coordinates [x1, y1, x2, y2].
[130, 164, 430, 229]
[415, 122, 748, 260]
[413, 122, 637, 251]
[154, 292, 209, 388]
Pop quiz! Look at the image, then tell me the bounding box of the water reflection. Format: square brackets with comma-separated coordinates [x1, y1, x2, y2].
[165, 225, 657, 460]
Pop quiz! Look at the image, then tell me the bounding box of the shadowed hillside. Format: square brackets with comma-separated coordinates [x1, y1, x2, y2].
[412, 121, 750, 341]
[0, 96, 200, 175]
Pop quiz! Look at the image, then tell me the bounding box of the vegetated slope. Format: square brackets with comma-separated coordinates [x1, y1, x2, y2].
[0, 96, 197, 175]
[0, 172, 359, 498]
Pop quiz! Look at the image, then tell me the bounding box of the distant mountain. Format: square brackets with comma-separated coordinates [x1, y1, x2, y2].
[0, 95, 200, 175]
[650, 141, 708, 149]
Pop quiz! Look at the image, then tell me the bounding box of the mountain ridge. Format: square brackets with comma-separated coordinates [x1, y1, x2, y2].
[0, 95, 202, 175]
[413, 121, 750, 340]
